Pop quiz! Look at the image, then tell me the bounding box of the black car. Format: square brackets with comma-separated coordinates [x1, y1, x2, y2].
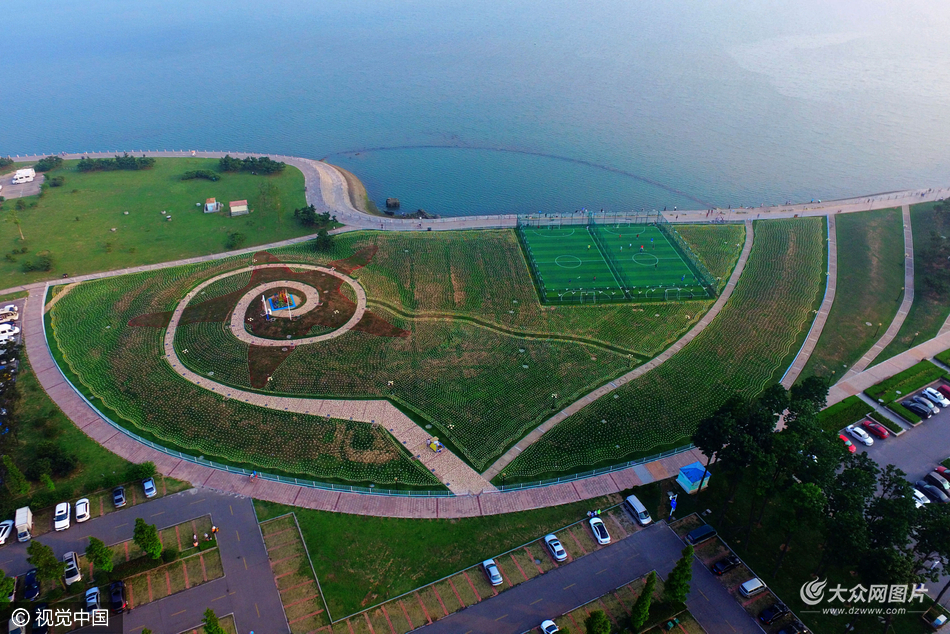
[902, 400, 933, 419]
[113, 486, 126, 508]
[925, 472, 950, 493]
[759, 602, 790, 625]
[32, 603, 50, 634]
[776, 620, 808, 634]
[916, 481, 950, 503]
[711, 554, 741, 575]
[110, 580, 127, 614]
[23, 568, 40, 601]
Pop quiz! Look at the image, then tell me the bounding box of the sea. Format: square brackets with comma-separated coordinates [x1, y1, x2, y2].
[3, 0, 949, 216]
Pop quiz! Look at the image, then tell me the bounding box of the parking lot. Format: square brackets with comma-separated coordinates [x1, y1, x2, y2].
[0, 171, 44, 199]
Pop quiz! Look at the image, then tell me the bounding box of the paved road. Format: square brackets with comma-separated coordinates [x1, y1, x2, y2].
[416, 523, 759, 634]
[0, 489, 287, 634]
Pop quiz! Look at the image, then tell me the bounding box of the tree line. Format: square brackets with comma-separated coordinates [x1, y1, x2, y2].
[77, 153, 156, 172]
[219, 154, 286, 174]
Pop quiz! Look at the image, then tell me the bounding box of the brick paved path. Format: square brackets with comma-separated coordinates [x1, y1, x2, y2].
[483, 220, 754, 480]
[781, 214, 838, 387]
[840, 204, 915, 380]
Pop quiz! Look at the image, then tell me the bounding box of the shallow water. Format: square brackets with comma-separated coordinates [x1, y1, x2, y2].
[3, 0, 949, 216]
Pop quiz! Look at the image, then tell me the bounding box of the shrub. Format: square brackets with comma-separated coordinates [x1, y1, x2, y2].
[313, 228, 334, 251]
[26, 458, 52, 481]
[161, 547, 179, 563]
[181, 169, 220, 182]
[0, 158, 13, 169]
[294, 204, 332, 227]
[219, 155, 285, 174]
[818, 395, 871, 430]
[126, 461, 156, 481]
[2, 455, 29, 496]
[77, 154, 155, 172]
[14, 200, 25, 211]
[35, 441, 78, 477]
[33, 156, 63, 172]
[48, 176, 66, 187]
[225, 232, 247, 250]
[21, 254, 53, 272]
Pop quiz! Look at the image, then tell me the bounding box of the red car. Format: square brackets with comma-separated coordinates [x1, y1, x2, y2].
[939, 385, 950, 400]
[935, 466, 950, 481]
[862, 420, 890, 439]
[839, 434, 857, 453]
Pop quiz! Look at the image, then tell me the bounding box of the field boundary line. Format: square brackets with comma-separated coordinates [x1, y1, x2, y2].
[482, 220, 755, 481]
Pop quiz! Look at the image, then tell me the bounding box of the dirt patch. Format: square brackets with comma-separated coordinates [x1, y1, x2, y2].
[253, 250, 282, 264]
[329, 245, 378, 275]
[128, 311, 172, 328]
[248, 345, 295, 389]
[353, 311, 410, 338]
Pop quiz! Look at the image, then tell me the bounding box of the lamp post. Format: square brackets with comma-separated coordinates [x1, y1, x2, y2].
[551, 393, 558, 410]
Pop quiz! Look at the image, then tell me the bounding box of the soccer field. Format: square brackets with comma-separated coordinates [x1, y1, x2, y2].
[520, 223, 710, 302]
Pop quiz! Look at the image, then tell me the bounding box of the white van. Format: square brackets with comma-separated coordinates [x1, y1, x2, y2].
[624, 494, 652, 526]
[739, 577, 768, 597]
[12, 168, 35, 184]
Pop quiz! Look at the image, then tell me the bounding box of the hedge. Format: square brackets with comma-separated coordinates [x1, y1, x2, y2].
[936, 349, 950, 367]
[886, 402, 922, 426]
[864, 360, 946, 403]
[819, 396, 872, 430]
[867, 412, 904, 435]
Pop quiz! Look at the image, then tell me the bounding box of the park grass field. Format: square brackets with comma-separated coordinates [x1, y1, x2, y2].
[673, 223, 746, 290]
[873, 201, 950, 365]
[502, 218, 826, 481]
[0, 157, 317, 287]
[801, 208, 904, 381]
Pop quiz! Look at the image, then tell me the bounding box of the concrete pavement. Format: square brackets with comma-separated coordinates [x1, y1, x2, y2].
[416, 522, 759, 634]
[0, 489, 287, 634]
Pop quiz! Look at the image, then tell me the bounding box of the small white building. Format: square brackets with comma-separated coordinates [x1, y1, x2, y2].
[229, 199, 249, 217]
[204, 197, 222, 213]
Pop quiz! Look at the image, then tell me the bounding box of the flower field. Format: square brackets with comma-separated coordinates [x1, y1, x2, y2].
[501, 218, 826, 479]
[48, 264, 440, 487]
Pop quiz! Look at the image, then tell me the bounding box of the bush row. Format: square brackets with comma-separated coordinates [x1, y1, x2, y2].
[77, 153, 156, 172]
[864, 360, 946, 402]
[181, 169, 220, 182]
[818, 395, 871, 430]
[219, 154, 285, 174]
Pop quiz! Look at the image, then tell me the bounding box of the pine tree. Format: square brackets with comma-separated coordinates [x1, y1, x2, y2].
[203, 608, 227, 634]
[663, 544, 694, 604]
[583, 610, 610, 634]
[630, 571, 657, 632]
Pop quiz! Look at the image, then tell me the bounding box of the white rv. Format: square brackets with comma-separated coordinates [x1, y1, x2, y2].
[12, 168, 35, 184]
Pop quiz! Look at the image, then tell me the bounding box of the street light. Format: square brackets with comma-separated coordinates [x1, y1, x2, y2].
[551, 393, 558, 410]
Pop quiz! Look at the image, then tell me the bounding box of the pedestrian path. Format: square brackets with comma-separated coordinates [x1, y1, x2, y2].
[840, 204, 915, 381]
[483, 220, 754, 480]
[781, 215, 838, 387]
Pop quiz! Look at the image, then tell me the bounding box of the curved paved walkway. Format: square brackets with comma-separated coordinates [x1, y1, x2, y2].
[241, 281, 319, 319]
[483, 220, 754, 480]
[839, 204, 915, 381]
[780, 214, 838, 387]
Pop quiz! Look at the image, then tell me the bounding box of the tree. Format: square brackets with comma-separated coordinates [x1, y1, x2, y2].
[583, 609, 610, 634]
[85, 537, 114, 573]
[40, 473, 55, 492]
[790, 375, 829, 411]
[126, 461, 156, 481]
[772, 482, 826, 576]
[2, 455, 29, 495]
[690, 399, 739, 495]
[28, 540, 66, 588]
[314, 228, 334, 251]
[663, 545, 694, 604]
[5, 209, 24, 242]
[203, 608, 227, 634]
[133, 518, 163, 560]
[0, 570, 15, 605]
[630, 570, 657, 632]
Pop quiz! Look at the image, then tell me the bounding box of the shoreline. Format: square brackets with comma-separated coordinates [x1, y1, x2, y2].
[324, 161, 385, 217]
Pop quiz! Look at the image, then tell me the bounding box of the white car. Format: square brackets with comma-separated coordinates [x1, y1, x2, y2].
[0, 324, 19, 337]
[913, 488, 931, 509]
[544, 534, 567, 562]
[142, 477, 157, 498]
[1, 305, 17, 315]
[589, 517, 611, 545]
[63, 551, 81, 585]
[924, 387, 950, 408]
[846, 424, 873, 447]
[0, 312, 18, 323]
[541, 620, 560, 634]
[75, 498, 90, 523]
[0, 520, 13, 544]
[53, 502, 71, 531]
[482, 559, 503, 586]
[84, 586, 101, 611]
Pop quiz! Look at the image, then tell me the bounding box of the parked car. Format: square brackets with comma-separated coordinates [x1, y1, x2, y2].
[113, 486, 126, 508]
[109, 580, 127, 614]
[0, 312, 17, 324]
[739, 577, 768, 597]
[912, 488, 932, 509]
[544, 534, 567, 562]
[838, 434, 856, 453]
[914, 395, 940, 414]
[23, 568, 39, 601]
[924, 387, 950, 407]
[540, 620, 560, 634]
[482, 559, 503, 586]
[63, 551, 81, 586]
[0, 324, 19, 338]
[142, 477, 157, 498]
[75, 498, 90, 523]
[6, 617, 21, 634]
[589, 517, 611, 545]
[938, 385, 950, 400]
[623, 494, 652, 526]
[84, 586, 101, 612]
[862, 420, 890, 439]
[711, 554, 741, 575]
[776, 621, 808, 634]
[916, 482, 950, 504]
[7, 574, 17, 603]
[901, 400, 932, 419]
[31, 603, 50, 634]
[1, 305, 18, 315]
[926, 472, 950, 493]
[53, 502, 70, 531]
[685, 524, 718, 546]
[935, 465, 950, 481]
[759, 602, 790, 625]
[0, 519, 13, 544]
[846, 424, 874, 446]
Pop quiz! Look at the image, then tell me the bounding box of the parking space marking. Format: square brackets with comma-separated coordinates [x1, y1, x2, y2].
[595, 567, 608, 575]
[530, 598, 543, 605]
[563, 583, 576, 590]
[494, 614, 508, 621]
[171, 609, 187, 617]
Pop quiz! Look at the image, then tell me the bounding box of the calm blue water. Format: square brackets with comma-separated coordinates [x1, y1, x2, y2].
[3, 0, 950, 216]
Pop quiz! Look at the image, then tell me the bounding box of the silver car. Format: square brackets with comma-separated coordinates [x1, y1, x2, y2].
[544, 534, 567, 562]
[84, 587, 101, 611]
[63, 551, 82, 586]
[482, 559, 503, 586]
[914, 395, 940, 414]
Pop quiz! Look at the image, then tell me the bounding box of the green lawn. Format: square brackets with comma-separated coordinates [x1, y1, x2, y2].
[873, 202, 950, 365]
[674, 223, 746, 291]
[0, 158, 316, 288]
[502, 218, 826, 481]
[801, 208, 904, 381]
[254, 489, 645, 618]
